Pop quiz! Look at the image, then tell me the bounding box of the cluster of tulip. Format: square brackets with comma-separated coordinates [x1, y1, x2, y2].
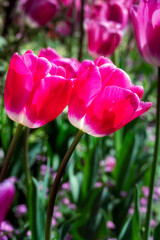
[4, 47, 151, 135]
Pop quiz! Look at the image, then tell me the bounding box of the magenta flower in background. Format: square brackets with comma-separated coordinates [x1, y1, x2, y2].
[19, 0, 59, 26]
[85, 20, 123, 58]
[39, 47, 81, 79]
[107, 220, 116, 229]
[4, 50, 73, 128]
[84, 0, 129, 57]
[0, 179, 15, 224]
[105, 156, 116, 172]
[55, 0, 81, 37]
[68, 56, 152, 137]
[131, 0, 160, 66]
[15, 204, 27, 217]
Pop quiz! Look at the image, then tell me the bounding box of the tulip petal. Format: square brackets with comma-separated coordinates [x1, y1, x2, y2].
[83, 86, 139, 137]
[0, 180, 15, 223]
[25, 76, 72, 128]
[38, 47, 61, 61]
[68, 60, 101, 128]
[99, 64, 132, 89]
[22, 52, 51, 82]
[146, 10, 160, 66]
[128, 101, 152, 122]
[94, 56, 113, 67]
[4, 53, 33, 121]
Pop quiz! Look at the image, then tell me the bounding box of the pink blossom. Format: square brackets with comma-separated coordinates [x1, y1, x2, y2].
[140, 197, 147, 206]
[128, 207, 134, 215]
[15, 204, 27, 217]
[19, 0, 59, 26]
[62, 198, 70, 205]
[68, 56, 151, 137]
[0, 180, 15, 224]
[4, 50, 73, 128]
[52, 218, 57, 227]
[0, 221, 14, 235]
[94, 182, 103, 188]
[120, 191, 127, 198]
[68, 203, 76, 210]
[150, 219, 156, 228]
[142, 186, 149, 197]
[107, 221, 116, 229]
[154, 186, 160, 197]
[54, 211, 62, 219]
[84, 0, 129, 57]
[140, 206, 147, 214]
[131, 0, 160, 66]
[61, 182, 71, 191]
[105, 156, 116, 172]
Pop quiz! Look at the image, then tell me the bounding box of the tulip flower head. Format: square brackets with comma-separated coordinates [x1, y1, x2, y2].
[84, 0, 129, 57]
[68, 57, 152, 137]
[19, 0, 59, 26]
[4, 50, 73, 128]
[131, 0, 160, 66]
[0, 179, 15, 223]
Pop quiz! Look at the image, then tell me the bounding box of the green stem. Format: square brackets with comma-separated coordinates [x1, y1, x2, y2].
[23, 127, 30, 194]
[144, 67, 160, 240]
[78, 0, 85, 61]
[0, 123, 23, 182]
[45, 130, 84, 240]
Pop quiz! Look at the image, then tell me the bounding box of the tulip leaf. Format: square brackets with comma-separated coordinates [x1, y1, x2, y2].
[132, 185, 141, 240]
[154, 223, 160, 240]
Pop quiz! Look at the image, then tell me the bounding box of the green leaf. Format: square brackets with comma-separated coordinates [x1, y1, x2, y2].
[118, 217, 132, 240]
[154, 223, 160, 240]
[132, 185, 141, 240]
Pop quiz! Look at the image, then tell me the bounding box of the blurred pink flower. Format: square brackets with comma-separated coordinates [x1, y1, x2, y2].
[105, 156, 116, 172]
[142, 186, 149, 197]
[150, 219, 156, 228]
[94, 182, 103, 188]
[140, 197, 147, 206]
[84, 0, 129, 57]
[15, 204, 27, 217]
[131, 0, 160, 66]
[0, 221, 14, 236]
[107, 220, 116, 229]
[0, 180, 15, 224]
[120, 191, 127, 198]
[19, 0, 59, 26]
[61, 182, 71, 191]
[52, 218, 57, 227]
[140, 206, 147, 214]
[64, 234, 72, 240]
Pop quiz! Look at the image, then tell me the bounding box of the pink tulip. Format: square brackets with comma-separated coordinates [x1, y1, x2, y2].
[85, 20, 123, 58]
[19, 0, 59, 26]
[4, 50, 73, 128]
[131, 0, 160, 66]
[68, 56, 152, 137]
[0, 179, 15, 223]
[55, 0, 81, 36]
[39, 47, 81, 79]
[84, 0, 129, 57]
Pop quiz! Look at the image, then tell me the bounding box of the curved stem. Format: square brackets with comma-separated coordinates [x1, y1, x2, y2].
[0, 124, 23, 182]
[144, 67, 160, 240]
[23, 127, 30, 194]
[45, 130, 84, 240]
